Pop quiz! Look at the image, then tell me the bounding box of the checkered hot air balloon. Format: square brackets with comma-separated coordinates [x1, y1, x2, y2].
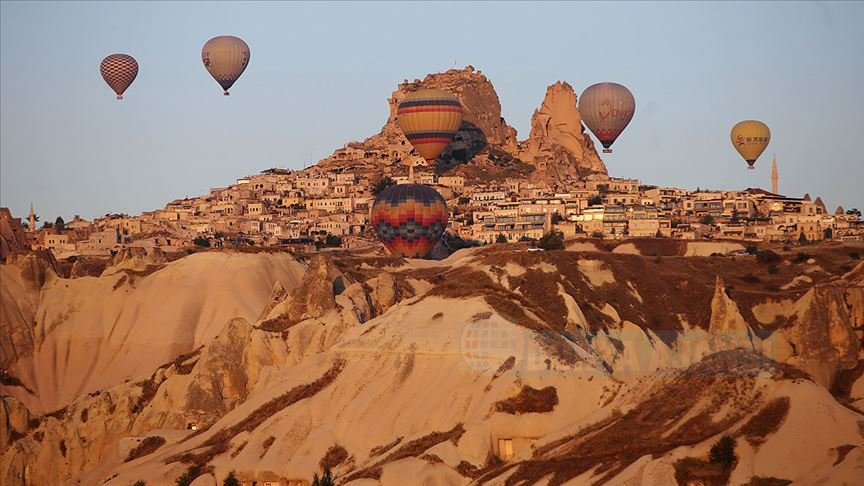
[371, 184, 448, 258]
[100, 54, 138, 100]
[201, 36, 250, 96]
[397, 88, 464, 163]
[578, 82, 636, 153]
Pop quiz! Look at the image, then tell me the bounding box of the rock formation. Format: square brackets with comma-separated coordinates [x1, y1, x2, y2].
[313, 67, 609, 186]
[0, 208, 29, 262]
[518, 81, 608, 182]
[2, 244, 863, 485]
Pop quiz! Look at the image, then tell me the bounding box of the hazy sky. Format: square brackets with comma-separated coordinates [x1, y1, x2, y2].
[1, 1, 862, 221]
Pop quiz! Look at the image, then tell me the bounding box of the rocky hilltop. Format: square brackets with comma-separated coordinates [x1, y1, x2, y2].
[518, 81, 608, 183]
[312, 67, 607, 185]
[2, 241, 863, 485]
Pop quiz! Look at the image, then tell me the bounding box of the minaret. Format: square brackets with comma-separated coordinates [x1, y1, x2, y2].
[771, 154, 778, 194]
[29, 203, 35, 231]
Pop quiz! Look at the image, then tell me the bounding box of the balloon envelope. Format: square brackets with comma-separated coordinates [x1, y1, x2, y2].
[371, 184, 448, 258]
[731, 120, 770, 169]
[100, 54, 138, 100]
[397, 89, 464, 163]
[201, 36, 250, 95]
[578, 82, 636, 153]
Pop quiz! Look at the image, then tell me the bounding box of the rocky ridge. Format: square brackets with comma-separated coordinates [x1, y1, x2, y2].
[1, 241, 862, 485]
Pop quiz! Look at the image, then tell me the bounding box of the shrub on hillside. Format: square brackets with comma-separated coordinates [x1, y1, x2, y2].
[538, 231, 565, 251]
[312, 468, 335, 486]
[755, 249, 781, 264]
[709, 436, 737, 470]
[850, 251, 861, 260]
[223, 471, 240, 486]
[176, 465, 202, 486]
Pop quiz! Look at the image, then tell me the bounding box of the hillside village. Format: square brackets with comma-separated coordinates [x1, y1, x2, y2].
[3, 66, 863, 261]
[8, 163, 863, 261]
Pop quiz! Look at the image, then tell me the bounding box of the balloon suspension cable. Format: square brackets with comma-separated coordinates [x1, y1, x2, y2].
[223, 91, 230, 96]
[116, 95, 123, 100]
[603, 148, 612, 154]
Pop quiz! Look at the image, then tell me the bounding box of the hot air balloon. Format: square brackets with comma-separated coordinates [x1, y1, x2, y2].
[371, 184, 448, 258]
[201, 36, 250, 95]
[578, 82, 636, 153]
[397, 89, 464, 163]
[100, 54, 138, 100]
[731, 120, 770, 170]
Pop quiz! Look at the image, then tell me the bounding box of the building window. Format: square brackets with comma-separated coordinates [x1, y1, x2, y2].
[498, 438, 514, 461]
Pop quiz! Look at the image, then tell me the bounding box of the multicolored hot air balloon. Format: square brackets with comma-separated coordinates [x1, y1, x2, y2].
[201, 36, 250, 95]
[578, 82, 636, 153]
[100, 54, 138, 100]
[371, 184, 448, 258]
[397, 89, 464, 163]
[731, 120, 770, 170]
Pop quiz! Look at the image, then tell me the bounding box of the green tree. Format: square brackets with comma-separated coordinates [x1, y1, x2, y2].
[223, 471, 240, 486]
[699, 215, 715, 225]
[133, 481, 146, 486]
[372, 177, 396, 196]
[312, 467, 335, 486]
[193, 237, 210, 248]
[495, 233, 508, 244]
[798, 232, 808, 244]
[588, 194, 603, 206]
[54, 216, 66, 231]
[40, 221, 54, 230]
[538, 231, 565, 251]
[709, 436, 736, 470]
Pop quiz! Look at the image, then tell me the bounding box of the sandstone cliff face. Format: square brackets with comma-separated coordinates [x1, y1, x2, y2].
[259, 255, 342, 331]
[518, 81, 608, 182]
[2, 247, 863, 486]
[0, 398, 30, 453]
[0, 208, 29, 262]
[102, 247, 168, 276]
[784, 286, 860, 387]
[0, 251, 58, 368]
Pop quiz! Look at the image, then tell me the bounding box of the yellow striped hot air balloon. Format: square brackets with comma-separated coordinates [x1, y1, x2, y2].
[201, 36, 250, 96]
[578, 82, 636, 153]
[396, 89, 464, 163]
[731, 120, 770, 170]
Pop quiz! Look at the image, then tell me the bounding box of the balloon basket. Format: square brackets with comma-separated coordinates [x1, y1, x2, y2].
[748, 166, 755, 171]
[602, 149, 612, 154]
[223, 91, 230, 96]
[116, 95, 123, 100]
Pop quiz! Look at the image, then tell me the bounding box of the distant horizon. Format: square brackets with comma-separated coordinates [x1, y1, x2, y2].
[2, 1, 862, 221]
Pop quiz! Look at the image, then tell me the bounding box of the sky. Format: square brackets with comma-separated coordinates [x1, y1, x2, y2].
[1, 1, 862, 221]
